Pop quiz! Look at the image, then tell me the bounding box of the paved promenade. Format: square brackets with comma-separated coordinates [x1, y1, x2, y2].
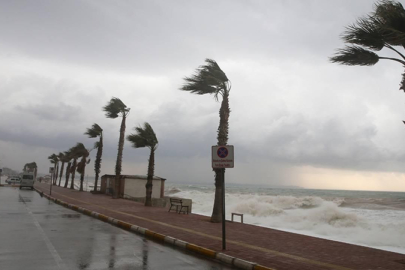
[34, 183, 405, 270]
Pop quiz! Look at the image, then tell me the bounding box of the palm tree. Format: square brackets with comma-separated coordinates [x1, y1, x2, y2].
[181, 58, 231, 222]
[23, 162, 37, 179]
[330, 1, 405, 91]
[127, 122, 159, 206]
[63, 150, 72, 188]
[48, 154, 59, 185]
[85, 123, 103, 192]
[75, 143, 90, 192]
[69, 144, 83, 190]
[103, 97, 130, 198]
[57, 152, 66, 186]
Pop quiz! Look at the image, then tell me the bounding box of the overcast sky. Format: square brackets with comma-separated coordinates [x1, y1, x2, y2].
[1, 0, 405, 191]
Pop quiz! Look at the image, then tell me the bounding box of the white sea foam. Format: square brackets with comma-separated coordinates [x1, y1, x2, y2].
[169, 185, 405, 254]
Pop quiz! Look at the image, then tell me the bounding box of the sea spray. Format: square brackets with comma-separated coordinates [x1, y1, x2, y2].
[166, 183, 405, 254]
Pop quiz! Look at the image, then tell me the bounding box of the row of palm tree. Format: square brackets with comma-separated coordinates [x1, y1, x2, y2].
[48, 142, 91, 191]
[46, 97, 158, 206]
[45, 58, 229, 219]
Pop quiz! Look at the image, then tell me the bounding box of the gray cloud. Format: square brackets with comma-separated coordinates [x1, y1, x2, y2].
[1, 0, 405, 190]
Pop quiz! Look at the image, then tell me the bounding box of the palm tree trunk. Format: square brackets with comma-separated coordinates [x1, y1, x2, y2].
[211, 91, 230, 223]
[94, 136, 103, 192]
[70, 158, 77, 189]
[53, 163, 57, 185]
[145, 149, 155, 206]
[80, 172, 84, 191]
[54, 163, 59, 185]
[64, 162, 71, 188]
[113, 114, 126, 199]
[58, 162, 65, 186]
[79, 157, 86, 192]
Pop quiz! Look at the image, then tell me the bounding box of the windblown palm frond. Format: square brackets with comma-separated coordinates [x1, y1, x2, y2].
[75, 143, 89, 157]
[94, 141, 101, 149]
[48, 154, 59, 164]
[400, 71, 405, 92]
[181, 59, 230, 100]
[331, 1, 405, 110]
[330, 46, 380, 66]
[24, 162, 37, 170]
[85, 123, 103, 138]
[64, 150, 72, 161]
[332, 1, 405, 66]
[103, 97, 130, 118]
[343, 18, 385, 50]
[57, 152, 65, 162]
[369, 1, 405, 46]
[127, 122, 158, 150]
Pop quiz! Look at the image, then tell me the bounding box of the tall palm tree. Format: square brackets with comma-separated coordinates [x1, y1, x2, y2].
[48, 154, 58, 185]
[85, 123, 103, 192]
[181, 58, 231, 223]
[69, 144, 82, 190]
[330, 1, 405, 92]
[75, 143, 90, 192]
[127, 122, 158, 206]
[63, 150, 72, 188]
[23, 162, 37, 179]
[57, 152, 66, 186]
[103, 97, 130, 198]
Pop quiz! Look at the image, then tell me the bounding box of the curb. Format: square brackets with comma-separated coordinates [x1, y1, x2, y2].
[35, 188, 275, 270]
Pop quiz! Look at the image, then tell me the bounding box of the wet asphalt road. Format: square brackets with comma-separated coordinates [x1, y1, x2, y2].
[0, 187, 232, 270]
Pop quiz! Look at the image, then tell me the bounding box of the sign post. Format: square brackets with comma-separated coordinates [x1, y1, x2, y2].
[212, 145, 234, 250]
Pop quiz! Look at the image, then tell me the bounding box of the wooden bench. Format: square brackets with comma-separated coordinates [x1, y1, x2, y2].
[168, 198, 189, 214]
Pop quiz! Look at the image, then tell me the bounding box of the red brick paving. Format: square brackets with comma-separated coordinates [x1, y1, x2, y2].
[35, 183, 405, 270]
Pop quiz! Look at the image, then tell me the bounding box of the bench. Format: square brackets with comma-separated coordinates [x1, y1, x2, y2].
[231, 213, 243, 223]
[168, 198, 189, 214]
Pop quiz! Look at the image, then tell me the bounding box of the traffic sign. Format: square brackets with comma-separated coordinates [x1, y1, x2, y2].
[212, 145, 234, 168]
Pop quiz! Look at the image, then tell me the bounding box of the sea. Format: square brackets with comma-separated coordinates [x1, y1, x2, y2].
[166, 183, 405, 254]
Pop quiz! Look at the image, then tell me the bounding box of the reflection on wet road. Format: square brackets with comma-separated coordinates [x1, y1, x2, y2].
[0, 187, 232, 270]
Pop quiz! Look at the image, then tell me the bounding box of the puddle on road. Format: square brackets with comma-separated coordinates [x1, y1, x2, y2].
[61, 214, 81, 219]
[41, 213, 81, 219]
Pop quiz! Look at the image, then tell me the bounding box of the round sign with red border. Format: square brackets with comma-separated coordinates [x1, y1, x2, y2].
[217, 147, 229, 158]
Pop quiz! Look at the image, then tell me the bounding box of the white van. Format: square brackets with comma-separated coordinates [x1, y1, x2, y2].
[20, 173, 35, 190]
[6, 177, 21, 185]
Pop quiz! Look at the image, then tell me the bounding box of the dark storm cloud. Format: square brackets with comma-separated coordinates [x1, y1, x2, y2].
[0, 0, 374, 73]
[15, 103, 82, 122]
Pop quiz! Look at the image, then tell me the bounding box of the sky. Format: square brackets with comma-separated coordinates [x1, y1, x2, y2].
[1, 0, 405, 191]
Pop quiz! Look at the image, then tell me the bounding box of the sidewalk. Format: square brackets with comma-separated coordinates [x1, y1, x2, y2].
[34, 183, 405, 270]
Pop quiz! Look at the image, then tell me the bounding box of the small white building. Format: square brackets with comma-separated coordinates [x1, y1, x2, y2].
[100, 174, 166, 199]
